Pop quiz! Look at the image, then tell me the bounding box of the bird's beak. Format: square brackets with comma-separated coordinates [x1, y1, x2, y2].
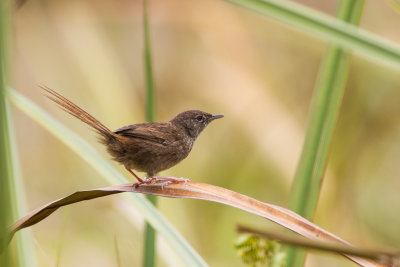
[210, 114, 224, 121]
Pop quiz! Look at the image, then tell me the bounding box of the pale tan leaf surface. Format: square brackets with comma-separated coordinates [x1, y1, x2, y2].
[7, 181, 384, 266]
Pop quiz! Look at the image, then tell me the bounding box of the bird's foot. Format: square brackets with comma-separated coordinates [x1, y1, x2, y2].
[132, 177, 157, 188]
[132, 176, 190, 189]
[152, 176, 191, 185]
[155, 177, 191, 190]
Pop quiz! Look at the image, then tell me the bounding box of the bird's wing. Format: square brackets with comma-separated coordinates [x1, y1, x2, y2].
[114, 123, 176, 145]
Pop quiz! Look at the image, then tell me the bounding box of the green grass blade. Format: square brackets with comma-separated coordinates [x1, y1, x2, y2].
[6, 88, 209, 267]
[0, 88, 12, 267]
[286, 1, 365, 266]
[0, 1, 36, 266]
[143, 0, 157, 266]
[289, 0, 365, 220]
[224, 0, 400, 69]
[6, 102, 38, 267]
[0, 1, 12, 265]
[144, 0, 156, 123]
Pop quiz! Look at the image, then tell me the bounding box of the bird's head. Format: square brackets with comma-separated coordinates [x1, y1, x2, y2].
[170, 110, 223, 139]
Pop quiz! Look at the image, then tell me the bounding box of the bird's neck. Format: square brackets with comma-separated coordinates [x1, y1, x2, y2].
[169, 118, 196, 139]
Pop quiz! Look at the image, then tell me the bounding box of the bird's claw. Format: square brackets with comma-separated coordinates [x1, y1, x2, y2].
[132, 176, 190, 189]
[132, 177, 157, 188]
[152, 176, 191, 185]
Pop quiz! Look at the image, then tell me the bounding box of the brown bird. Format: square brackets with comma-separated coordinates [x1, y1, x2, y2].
[41, 86, 223, 185]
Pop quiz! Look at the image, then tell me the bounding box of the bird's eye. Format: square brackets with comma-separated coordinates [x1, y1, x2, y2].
[195, 115, 204, 122]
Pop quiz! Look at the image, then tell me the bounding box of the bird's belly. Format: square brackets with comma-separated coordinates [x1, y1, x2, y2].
[119, 139, 193, 176]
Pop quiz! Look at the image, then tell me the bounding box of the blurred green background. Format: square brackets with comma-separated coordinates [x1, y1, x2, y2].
[9, 0, 400, 266]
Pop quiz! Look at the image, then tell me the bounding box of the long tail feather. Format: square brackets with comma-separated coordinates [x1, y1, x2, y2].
[40, 86, 115, 139]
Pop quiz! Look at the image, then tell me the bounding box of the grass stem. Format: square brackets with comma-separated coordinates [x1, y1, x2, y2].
[143, 0, 157, 266]
[286, 1, 365, 266]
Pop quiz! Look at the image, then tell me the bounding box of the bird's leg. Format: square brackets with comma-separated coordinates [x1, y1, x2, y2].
[125, 167, 159, 187]
[125, 166, 144, 182]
